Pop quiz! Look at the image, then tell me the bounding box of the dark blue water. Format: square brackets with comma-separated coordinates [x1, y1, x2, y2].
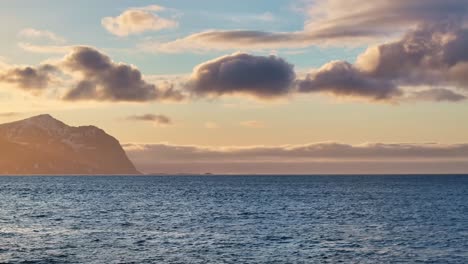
[0, 175, 467, 263]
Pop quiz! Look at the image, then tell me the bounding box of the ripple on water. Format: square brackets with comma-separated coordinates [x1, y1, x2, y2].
[0, 175, 467, 263]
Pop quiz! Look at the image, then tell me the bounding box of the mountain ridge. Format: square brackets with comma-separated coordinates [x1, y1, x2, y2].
[0, 114, 141, 175]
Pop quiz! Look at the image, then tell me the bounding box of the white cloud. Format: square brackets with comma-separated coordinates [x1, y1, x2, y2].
[102, 6, 178, 37]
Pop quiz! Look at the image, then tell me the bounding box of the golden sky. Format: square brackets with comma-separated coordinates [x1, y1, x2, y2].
[1, 0, 468, 173]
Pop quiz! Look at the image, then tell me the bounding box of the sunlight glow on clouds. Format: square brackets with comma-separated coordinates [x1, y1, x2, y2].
[7, 0, 468, 104]
[142, 0, 468, 53]
[0, 0, 468, 173]
[102, 5, 178, 37]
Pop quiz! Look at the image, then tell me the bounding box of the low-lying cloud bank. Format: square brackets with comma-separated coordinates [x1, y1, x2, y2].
[124, 142, 468, 174]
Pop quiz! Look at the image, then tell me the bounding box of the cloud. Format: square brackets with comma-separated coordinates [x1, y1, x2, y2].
[18, 28, 66, 44]
[8, 16, 468, 105]
[0, 112, 21, 117]
[303, 0, 467, 41]
[18, 42, 72, 54]
[126, 114, 172, 126]
[408, 88, 466, 102]
[102, 6, 178, 36]
[139, 30, 310, 53]
[131, 5, 166, 12]
[137, 1, 468, 102]
[296, 21, 468, 101]
[124, 142, 468, 174]
[142, 0, 468, 53]
[0, 46, 184, 102]
[0, 64, 58, 91]
[296, 61, 401, 100]
[187, 53, 295, 99]
[240, 120, 265, 128]
[61, 46, 184, 102]
[356, 23, 468, 89]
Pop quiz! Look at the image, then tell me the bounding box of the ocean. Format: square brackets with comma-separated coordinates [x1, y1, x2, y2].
[0, 175, 467, 263]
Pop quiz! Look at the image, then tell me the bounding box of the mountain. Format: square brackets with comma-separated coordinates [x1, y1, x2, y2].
[0, 114, 140, 175]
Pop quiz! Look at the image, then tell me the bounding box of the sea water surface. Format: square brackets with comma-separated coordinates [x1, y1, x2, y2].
[0, 175, 467, 263]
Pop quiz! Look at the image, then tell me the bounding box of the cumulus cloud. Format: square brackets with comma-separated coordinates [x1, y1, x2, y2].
[124, 142, 468, 174]
[126, 114, 172, 126]
[61, 46, 184, 102]
[296, 61, 401, 100]
[356, 23, 468, 89]
[0, 46, 184, 102]
[142, 0, 468, 53]
[296, 21, 468, 101]
[0, 64, 58, 91]
[102, 6, 178, 36]
[186, 53, 295, 99]
[138, 1, 468, 103]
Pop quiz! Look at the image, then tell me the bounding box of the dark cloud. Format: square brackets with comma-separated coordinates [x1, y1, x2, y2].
[409, 88, 466, 102]
[0, 46, 184, 103]
[187, 53, 295, 99]
[296, 61, 401, 100]
[357, 22, 468, 88]
[124, 142, 468, 174]
[0, 64, 57, 91]
[297, 21, 468, 101]
[126, 114, 172, 125]
[62, 47, 184, 102]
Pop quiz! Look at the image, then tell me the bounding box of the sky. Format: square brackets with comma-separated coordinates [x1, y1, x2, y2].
[0, 0, 468, 174]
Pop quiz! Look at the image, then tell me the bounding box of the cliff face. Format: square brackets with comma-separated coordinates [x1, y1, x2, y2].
[0, 114, 140, 175]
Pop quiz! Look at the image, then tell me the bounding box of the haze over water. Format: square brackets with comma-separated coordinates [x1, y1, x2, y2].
[1, 175, 467, 263]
